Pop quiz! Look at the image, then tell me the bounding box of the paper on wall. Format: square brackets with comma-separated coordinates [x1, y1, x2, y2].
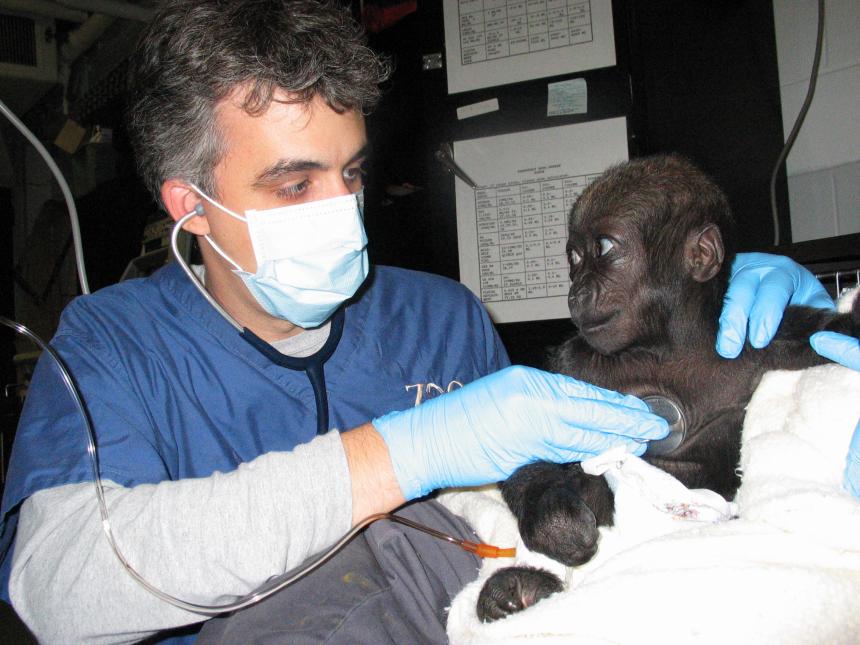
[547, 77, 587, 116]
[443, 0, 616, 94]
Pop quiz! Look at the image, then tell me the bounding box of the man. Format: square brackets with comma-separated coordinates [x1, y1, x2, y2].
[0, 1, 841, 643]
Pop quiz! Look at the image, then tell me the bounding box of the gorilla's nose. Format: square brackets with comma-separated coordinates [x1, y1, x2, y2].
[568, 283, 592, 314]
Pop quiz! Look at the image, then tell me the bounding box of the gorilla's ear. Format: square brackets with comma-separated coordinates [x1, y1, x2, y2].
[684, 224, 724, 282]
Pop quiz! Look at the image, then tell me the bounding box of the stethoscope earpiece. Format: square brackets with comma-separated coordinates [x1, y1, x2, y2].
[183, 203, 205, 218]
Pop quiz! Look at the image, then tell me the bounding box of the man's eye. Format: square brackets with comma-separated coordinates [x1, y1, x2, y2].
[275, 180, 309, 200]
[343, 162, 367, 183]
[597, 237, 614, 256]
[569, 249, 582, 265]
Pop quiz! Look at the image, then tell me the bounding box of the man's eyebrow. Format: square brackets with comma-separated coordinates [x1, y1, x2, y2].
[253, 159, 324, 187]
[253, 144, 370, 187]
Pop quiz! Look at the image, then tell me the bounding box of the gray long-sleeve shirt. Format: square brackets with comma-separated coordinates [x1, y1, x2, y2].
[9, 431, 352, 644]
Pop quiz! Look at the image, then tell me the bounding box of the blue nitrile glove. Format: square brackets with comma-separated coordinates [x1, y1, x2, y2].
[372, 365, 669, 500]
[810, 330, 860, 497]
[846, 424, 860, 498]
[717, 252, 833, 358]
[810, 331, 860, 372]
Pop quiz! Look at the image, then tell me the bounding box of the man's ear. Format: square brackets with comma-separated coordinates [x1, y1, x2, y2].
[684, 224, 725, 282]
[161, 179, 210, 236]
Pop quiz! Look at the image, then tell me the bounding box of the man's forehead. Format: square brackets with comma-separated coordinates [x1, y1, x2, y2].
[209, 88, 367, 193]
[214, 89, 365, 153]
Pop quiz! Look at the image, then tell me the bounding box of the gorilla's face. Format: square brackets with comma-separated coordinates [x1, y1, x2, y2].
[566, 212, 668, 356]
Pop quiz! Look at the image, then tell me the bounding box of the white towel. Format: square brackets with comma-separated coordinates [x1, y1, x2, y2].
[441, 363, 860, 644]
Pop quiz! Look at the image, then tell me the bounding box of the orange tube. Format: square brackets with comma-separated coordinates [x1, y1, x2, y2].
[459, 541, 517, 559]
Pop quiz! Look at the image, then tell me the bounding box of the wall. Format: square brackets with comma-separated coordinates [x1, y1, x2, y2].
[773, 0, 860, 242]
[629, 0, 788, 250]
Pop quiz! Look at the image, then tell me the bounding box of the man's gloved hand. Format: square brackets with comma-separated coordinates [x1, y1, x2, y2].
[717, 252, 833, 358]
[810, 331, 860, 371]
[372, 365, 669, 500]
[845, 425, 860, 498]
[811, 330, 860, 497]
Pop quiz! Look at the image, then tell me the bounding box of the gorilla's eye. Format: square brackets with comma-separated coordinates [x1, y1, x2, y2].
[569, 249, 582, 265]
[597, 237, 615, 257]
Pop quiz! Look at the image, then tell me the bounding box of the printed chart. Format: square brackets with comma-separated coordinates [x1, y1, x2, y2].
[474, 174, 598, 304]
[459, 0, 595, 65]
[443, 0, 615, 93]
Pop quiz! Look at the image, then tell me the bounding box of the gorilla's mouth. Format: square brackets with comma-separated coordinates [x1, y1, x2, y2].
[575, 311, 617, 334]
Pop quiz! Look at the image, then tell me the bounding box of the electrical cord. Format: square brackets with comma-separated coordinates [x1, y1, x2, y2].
[0, 98, 90, 295]
[769, 0, 825, 247]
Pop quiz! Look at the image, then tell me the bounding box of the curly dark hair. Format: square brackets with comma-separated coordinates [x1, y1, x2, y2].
[126, 0, 391, 204]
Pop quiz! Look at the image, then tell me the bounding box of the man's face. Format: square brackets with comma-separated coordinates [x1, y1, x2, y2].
[200, 89, 368, 330]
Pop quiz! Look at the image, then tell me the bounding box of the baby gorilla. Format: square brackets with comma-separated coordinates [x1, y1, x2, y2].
[477, 154, 860, 622]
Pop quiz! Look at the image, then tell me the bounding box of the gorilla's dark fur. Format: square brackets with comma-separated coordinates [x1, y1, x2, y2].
[477, 154, 860, 622]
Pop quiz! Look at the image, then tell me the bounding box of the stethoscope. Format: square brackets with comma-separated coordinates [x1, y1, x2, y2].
[0, 211, 517, 618]
[17, 208, 505, 616]
[172, 204, 341, 437]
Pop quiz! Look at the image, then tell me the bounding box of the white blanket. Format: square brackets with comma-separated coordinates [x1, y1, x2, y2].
[440, 363, 860, 644]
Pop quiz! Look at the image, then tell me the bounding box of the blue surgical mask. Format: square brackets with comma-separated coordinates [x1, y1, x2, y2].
[193, 187, 369, 328]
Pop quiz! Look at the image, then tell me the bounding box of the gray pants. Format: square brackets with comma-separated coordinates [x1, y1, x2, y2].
[197, 499, 480, 644]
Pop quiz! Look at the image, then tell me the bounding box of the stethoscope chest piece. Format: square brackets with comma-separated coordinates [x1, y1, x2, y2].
[642, 394, 687, 456]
